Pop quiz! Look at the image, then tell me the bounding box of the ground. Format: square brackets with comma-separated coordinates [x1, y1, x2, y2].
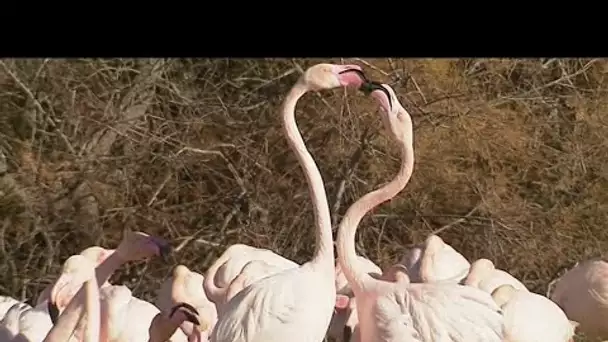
[0, 58, 606, 340]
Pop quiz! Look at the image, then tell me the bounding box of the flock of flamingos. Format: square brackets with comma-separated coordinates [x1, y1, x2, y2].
[2, 62, 608, 342]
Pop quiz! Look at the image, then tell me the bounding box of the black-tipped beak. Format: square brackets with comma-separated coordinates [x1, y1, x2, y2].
[152, 237, 172, 261]
[359, 81, 392, 110]
[48, 300, 60, 324]
[343, 326, 353, 342]
[170, 302, 200, 325]
[160, 244, 172, 262]
[339, 68, 368, 83]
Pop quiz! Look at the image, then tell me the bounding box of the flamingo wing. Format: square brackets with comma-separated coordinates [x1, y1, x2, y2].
[212, 267, 331, 342]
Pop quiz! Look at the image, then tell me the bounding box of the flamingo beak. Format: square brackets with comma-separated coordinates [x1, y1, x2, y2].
[48, 300, 60, 324]
[170, 302, 200, 326]
[338, 68, 368, 83]
[150, 236, 172, 261]
[334, 65, 367, 88]
[359, 81, 393, 111]
[48, 276, 73, 324]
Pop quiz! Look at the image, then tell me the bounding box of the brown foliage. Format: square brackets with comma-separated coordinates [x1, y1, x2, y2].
[0, 59, 606, 339]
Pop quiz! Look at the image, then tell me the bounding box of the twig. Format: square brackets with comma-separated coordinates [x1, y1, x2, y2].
[172, 146, 247, 253]
[0, 60, 76, 154]
[174, 191, 246, 253]
[351, 58, 391, 77]
[331, 127, 371, 227]
[409, 75, 427, 104]
[430, 203, 482, 235]
[147, 172, 172, 207]
[492, 59, 598, 106]
[175, 237, 222, 248]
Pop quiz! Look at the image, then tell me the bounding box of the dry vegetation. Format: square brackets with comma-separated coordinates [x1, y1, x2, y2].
[0, 58, 607, 339]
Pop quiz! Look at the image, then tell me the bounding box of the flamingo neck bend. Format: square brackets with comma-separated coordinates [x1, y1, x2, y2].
[337, 123, 414, 293]
[43, 273, 101, 342]
[281, 81, 334, 270]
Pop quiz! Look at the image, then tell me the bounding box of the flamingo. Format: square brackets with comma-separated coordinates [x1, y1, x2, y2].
[335, 257, 382, 295]
[221, 259, 297, 305]
[464, 258, 528, 295]
[492, 284, 575, 342]
[148, 303, 200, 342]
[0, 297, 21, 321]
[210, 63, 368, 342]
[399, 234, 470, 284]
[0, 255, 100, 342]
[0, 298, 52, 342]
[203, 244, 297, 312]
[330, 264, 413, 342]
[48, 231, 170, 323]
[43, 255, 101, 342]
[98, 284, 190, 342]
[155, 265, 217, 342]
[549, 258, 608, 340]
[0, 246, 114, 324]
[45, 231, 183, 342]
[329, 257, 381, 342]
[336, 82, 504, 341]
[37, 246, 114, 306]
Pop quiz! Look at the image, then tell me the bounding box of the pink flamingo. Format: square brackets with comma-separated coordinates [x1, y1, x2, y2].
[37, 246, 115, 307]
[42, 255, 100, 342]
[0, 254, 100, 342]
[48, 231, 175, 342]
[330, 257, 381, 342]
[147, 302, 199, 342]
[337, 82, 504, 341]
[203, 244, 297, 313]
[156, 265, 217, 342]
[549, 258, 608, 340]
[399, 234, 471, 284]
[210, 63, 367, 342]
[464, 258, 528, 295]
[492, 284, 575, 342]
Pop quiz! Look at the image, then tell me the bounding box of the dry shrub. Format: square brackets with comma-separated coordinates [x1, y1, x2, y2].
[0, 59, 606, 341]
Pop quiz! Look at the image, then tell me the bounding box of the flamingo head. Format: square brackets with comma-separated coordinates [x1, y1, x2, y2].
[360, 82, 412, 147]
[173, 264, 192, 279]
[400, 236, 450, 282]
[148, 302, 200, 342]
[301, 63, 367, 91]
[491, 283, 517, 308]
[380, 264, 411, 284]
[416, 235, 471, 283]
[465, 258, 496, 287]
[48, 255, 97, 323]
[80, 246, 115, 265]
[171, 265, 214, 338]
[115, 231, 171, 262]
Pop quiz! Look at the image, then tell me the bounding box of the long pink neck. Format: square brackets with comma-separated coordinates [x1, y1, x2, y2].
[43, 275, 100, 342]
[56, 251, 123, 324]
[94, 252, 124, 285]
[84, 276, 101, 342]
[282, 81, 333, 270]
[337, 119, 414, 293]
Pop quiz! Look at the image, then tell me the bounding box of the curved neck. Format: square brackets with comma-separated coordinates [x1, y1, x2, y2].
[282, 81, 333, 269]
[337, 129, 414, 293]
[43, 275, 100, 342]
[84, 276, 101, 342]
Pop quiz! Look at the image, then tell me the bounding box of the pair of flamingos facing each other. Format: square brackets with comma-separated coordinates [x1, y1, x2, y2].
[201, 63, 584, 342]
[0, 63, 604, 342]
